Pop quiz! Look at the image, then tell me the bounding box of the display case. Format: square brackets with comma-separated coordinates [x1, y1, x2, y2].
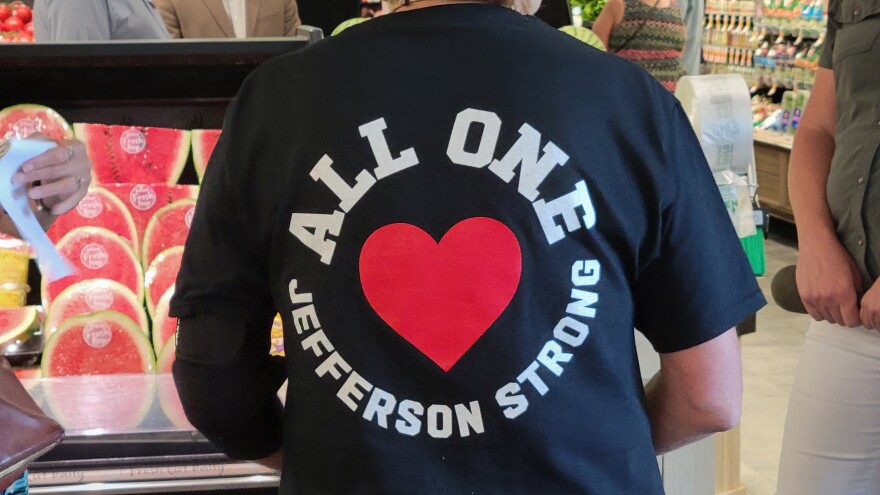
[22, 374, 279, 494]
[1, 38, 312, 493]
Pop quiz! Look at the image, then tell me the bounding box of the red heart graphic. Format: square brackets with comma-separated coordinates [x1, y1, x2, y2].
[359, 217, 522, 371]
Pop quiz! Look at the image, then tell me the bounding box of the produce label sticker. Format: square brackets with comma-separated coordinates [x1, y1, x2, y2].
[83, 321, 112, 349]
[12, 119, 38, 139]
[76, 192, 103, 219]
[120, 128, 146, 155]
[86, 287, 114, 311]
[80, 243, 109, 270]
[129, 184, 157, 211]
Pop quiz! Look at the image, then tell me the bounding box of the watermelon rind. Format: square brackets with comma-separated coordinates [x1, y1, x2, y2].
[45, 279, 148, 336]
[145, 247, 183, 319]
[74, 124, 191, 185]
[558, 25, 607, 51]
[41, 310, 155, 377]
[102, 184, 200, 242]
[331, 17, 369, 36]
[42, 226, 145, 307]
[152, 285, 176, 354]
[0, 104, 74, 140]
[48, 186, 140, 257]
[191, 129, 221, 183]
[156, 336, 176, 374]
[163, 128, 191, 185]
[43, 372, 155, 432]
[0, 306, 39, 345]
[141, 199, 196, 269]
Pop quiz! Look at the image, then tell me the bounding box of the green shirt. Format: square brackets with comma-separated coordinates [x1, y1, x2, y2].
[820, 0, 880, 287]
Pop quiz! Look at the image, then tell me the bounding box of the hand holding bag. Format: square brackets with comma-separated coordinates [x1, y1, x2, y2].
[0, 357, 63, 490]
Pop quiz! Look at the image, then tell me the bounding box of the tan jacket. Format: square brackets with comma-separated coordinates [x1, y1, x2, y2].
[156, 0, 301, 38]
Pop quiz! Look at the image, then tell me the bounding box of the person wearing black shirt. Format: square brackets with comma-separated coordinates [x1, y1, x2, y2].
[171, 0, 766, 493]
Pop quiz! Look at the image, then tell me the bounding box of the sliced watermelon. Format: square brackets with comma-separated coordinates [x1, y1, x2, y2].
[152, 285, 177, 353]
[45, 279, 148, 336]
[191, 129, 221, 183]
[47, 187, 139, 257]
[42, 227, 144, 307]
[74, 123, 190, 185]
[156, 335, 176, 373]
[103, 184, 199, 242]
[0, 104, 73, 140]
[43, 373, 155, 432]
[156, 359, 191, 429]
[0, 306, 40, 346]
[41, 311, 154, 377]
[145, 247, 183, 319]
[14, 367, 41, 380]
[141, 199, 195, 269]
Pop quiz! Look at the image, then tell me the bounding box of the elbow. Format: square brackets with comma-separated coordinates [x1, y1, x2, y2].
[689, 394, 742, 433]
[702, 402, 741, 433]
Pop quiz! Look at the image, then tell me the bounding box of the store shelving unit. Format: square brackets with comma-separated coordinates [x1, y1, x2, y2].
[701, 0, 826, 221]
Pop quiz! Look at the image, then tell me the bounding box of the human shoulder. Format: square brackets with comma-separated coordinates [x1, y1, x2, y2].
[605, 0, 626, 16]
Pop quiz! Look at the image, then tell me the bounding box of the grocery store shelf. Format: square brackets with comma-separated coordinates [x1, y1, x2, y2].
[0, 39, 312, 111]
[753, 129, 794, 150]
[0, 38, 309, 68]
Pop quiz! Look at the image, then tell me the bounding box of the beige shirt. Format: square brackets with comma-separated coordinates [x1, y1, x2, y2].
[221, 0, 248, 38]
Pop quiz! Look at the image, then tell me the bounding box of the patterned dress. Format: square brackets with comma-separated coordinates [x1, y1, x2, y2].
[608, 0, 688, 91]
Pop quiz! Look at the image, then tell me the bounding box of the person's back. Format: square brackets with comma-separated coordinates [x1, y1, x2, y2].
[603, 0, 687, 91]
[171, 3, 764, 494]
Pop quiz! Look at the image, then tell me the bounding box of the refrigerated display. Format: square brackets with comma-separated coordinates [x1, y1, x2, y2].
[1, 38, 311, 493]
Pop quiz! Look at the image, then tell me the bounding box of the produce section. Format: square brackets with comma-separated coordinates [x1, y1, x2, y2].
[1, 39, 311, 494]
[701, 0, 826, 221]
[0, 1, 33, 43]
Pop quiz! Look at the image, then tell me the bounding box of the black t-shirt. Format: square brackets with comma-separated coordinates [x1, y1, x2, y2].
[171, 5, 766, 494]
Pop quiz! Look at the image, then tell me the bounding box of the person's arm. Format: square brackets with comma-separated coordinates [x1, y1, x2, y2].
[283, 0, 302, 35]
[171, 65, 289, 467]
[173, 314, 286, 464]
[634, 98, 764, 453]
[37, 0, 111, 41]
[645, 328, 742, 453]
[591, 0, 623, 49]
[154, 0, 183, 38]
[788, 69, 862, 326]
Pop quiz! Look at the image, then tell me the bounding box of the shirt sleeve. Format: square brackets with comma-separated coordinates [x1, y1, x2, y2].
[680, 0, 704, 76]
[35, 0, 111, 42]
[170, 69, 284, 459]
[284, 0, 302, 35]
[819, 0, 839, 69]
[153, 0, 183, 38]
[633, 102, 766, 354]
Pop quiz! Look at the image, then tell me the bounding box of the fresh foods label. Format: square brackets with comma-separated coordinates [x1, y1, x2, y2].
[13, 118, 38, 138]
[120, 128, 146, 154]
[129, 185, 157, 211]
[184, 207, 195, 229]
[85, 288, 114, 311]
[76, 193, 104, 219]
[82, 321, 112, 349]
[80, 243, 109, 270]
